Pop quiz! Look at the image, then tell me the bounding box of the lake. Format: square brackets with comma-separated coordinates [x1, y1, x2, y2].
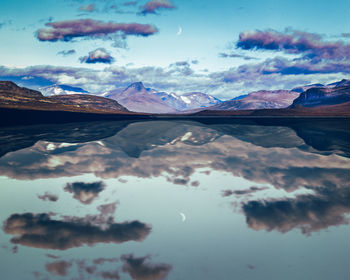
[1, 118, 350, 280]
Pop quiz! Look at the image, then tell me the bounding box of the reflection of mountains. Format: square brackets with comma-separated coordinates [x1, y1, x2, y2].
[2, 119, 350, 235]
[1, 118, 350, 158]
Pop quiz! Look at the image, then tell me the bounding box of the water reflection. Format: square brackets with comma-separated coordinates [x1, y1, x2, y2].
[1, 118, 350, 279]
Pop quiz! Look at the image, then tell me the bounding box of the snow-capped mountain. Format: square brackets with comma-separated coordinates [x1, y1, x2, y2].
[105, 82, 221, 113]
[39, 84, 89, 96]
[179, 92, 221, 109]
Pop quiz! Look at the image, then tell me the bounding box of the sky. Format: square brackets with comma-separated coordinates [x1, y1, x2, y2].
[1, 0, 350, 99]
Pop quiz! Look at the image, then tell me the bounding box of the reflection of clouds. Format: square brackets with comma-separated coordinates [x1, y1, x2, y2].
[3, 212, 151, 250]
[222, 186, 268, 197]
[64, 181, 106, 204]
[41, 255, 171, 280]
[100, 270, 120, 279]
[37, 192, 58, 202]
[45, 260, 72, 276]
[121, 254, 172, 280]
[242, 186, 350, 234]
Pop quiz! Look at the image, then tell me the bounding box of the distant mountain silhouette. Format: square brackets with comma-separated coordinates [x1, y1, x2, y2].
[207, 90, 299, 110]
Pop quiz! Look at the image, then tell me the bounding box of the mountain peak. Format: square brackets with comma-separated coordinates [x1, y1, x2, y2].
[0, 80, 43, 97]
[0, 80, 20, 91]
[125, 82, 146, 91]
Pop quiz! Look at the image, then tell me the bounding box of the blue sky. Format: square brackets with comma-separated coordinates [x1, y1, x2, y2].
[1, 0, 350, 99]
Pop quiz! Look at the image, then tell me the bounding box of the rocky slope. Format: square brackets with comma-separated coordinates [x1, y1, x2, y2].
[49, 94, 128, 113]
[0, 81, 128, 114]
[291, 86, 350, 108]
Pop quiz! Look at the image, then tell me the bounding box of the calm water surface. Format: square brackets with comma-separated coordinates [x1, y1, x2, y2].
[1, 118, 350, 280]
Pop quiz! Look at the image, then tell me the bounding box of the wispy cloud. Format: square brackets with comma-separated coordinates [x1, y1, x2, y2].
[37, 192, 59, 202]
[57, 49, 76, 56]
[78, 4, 96, 12]
[140, 0, 176, 15]
[219, 52, 258, 60]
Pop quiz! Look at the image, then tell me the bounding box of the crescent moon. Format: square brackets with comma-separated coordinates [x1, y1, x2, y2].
[176, 27, 182, 36]
[180, 212, 186, 222]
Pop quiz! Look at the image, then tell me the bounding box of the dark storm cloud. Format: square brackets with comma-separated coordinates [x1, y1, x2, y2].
[219, 52, 258, 60]
[222, 186, 268, 197]
[57, 49, 76, 56]
[140, 0, 176, 15]
[242, 186, 350, 235]
[64, 181, 106, 204]
[46, 260, 72, 276]
[36, 19, 158, 42]
[80, 48, 115, 64]
[3, 212, 151, 250]
[237, 29, 350, 61]
[37, 192, 59, 202]
[121, 254, 172, 280]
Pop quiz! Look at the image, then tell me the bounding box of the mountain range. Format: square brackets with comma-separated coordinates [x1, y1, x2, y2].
[1, 79, 350, 125]
[208, 90, 299, 111]
[105, 82, 220, 113]
[32, 78, 350, 114]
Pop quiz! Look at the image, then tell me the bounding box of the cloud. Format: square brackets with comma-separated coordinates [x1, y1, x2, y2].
[100, 270, 120, 279]
[124, 1, 138, 6]
[80, 48, 115, 64]
[140, 0, 176, 15]
[3, 212, 151, 250]
[237, 29, 350, 61]
[0, 20, 12, 29]
[93, 257, 119, 265]
[36, 19, 158, 42]
[211, 57, 350, 85]
[219, 52, 258, 60]
[79, 4, 96, 12]
[242, 186, 350, 235]
[121, 254, 172, 280]
[171, 61, 190, 67]
[57, 49, 76, 56]
[37, 192, 59, 202]
[222, 186, 268, 197]
[64, 181, 106, 204]
[46, 260, 72, 276]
